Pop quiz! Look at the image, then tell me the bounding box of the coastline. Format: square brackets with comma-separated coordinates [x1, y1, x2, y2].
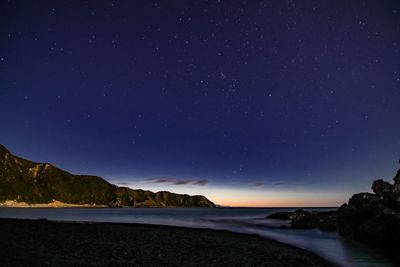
[0, 218, 335, 267]
[0, 200, 217, 208]
[0, 200, 108, 208]
[0, 200, 339, 209]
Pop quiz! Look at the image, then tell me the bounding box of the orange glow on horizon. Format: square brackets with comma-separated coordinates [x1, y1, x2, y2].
[120, 181, 347, 208]
[204, 189, 346, 208]
[214, 198, 341, 208]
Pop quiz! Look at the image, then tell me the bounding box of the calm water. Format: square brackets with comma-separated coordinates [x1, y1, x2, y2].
[0, 207, 395, 267]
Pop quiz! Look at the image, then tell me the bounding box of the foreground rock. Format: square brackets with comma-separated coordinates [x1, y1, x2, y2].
[267, 209, 337, 231]
[267, 165, 400, 251]
[0, 218, 333, 267]
[0, 144, 215, 208]
[337, 168, 400, 247]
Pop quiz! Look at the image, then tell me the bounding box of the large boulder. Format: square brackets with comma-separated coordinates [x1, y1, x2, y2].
[348, 192, 376, 206]
[372, 179, 393, 196]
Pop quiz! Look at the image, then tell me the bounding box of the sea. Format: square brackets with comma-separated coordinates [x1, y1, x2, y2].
[0, 207, 395, 267]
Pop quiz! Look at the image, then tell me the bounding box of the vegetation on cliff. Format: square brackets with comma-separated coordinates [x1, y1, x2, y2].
[0, 144, 215, 208]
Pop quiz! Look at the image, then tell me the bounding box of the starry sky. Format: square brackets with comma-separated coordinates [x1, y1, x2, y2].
[1, 1, 400, 207]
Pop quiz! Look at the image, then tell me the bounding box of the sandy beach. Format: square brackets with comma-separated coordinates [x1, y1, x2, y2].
[0, 218, 334, 267]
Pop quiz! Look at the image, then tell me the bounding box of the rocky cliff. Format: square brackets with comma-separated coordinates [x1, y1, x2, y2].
[337, 166, 400, 247]
[0, 144, 215, 208]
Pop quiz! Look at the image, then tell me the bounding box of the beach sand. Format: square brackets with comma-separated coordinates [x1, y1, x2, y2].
[0, 218, 334, 267]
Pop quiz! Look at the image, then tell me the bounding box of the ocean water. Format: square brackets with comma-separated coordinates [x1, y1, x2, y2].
[0, 207, 395, 267]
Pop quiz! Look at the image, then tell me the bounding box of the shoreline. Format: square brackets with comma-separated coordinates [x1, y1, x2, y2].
[0, 201, 339, 209]
[0, 203, 339, 211]
[0, 218, 335, 266]
[0, 200, 108, 208]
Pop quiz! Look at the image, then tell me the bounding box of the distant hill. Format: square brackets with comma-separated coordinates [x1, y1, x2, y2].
[0, 144, 215, 208]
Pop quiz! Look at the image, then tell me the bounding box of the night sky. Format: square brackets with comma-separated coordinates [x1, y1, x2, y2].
[1, 1, 400, 206]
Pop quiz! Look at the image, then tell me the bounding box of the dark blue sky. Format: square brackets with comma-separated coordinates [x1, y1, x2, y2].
[1, 1, 399, 206]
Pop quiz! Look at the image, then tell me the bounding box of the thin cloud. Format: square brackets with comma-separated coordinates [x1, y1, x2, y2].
[173, 179, 194, 185]
[272, 182, 306, 187]
[253, 182, 265, 187]
[193, 179, 208, 186]
[147, 176, 208, 186]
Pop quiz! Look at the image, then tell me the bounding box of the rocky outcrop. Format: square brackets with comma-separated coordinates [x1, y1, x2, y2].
[267, 209, 337, 231]
[267, 210, 296, 220]
[0, 144, 215, 208]
[291, 210, 337, 231]
[337, 167, 400, 247]
[267, 165, 400, 248]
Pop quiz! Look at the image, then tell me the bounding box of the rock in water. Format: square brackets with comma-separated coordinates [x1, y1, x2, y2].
[267, 209, 337, 231]
[267, 208, 309, 220]
[291, 211, 337, 231]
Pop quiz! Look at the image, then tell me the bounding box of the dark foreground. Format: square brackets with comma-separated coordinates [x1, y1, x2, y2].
[0, 218, 333, 267]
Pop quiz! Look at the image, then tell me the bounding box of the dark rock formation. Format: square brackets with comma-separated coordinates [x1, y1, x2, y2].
[267, 209, 337, 231]
[0, 144, 215, 208]
[372, 179, 393, 195]
[267, 208, 309, 221]
[267, 210, 296, 220]
[337, 166, 400, 247]
[292, 211, 337, 231]
[267, 164, 400, 249]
